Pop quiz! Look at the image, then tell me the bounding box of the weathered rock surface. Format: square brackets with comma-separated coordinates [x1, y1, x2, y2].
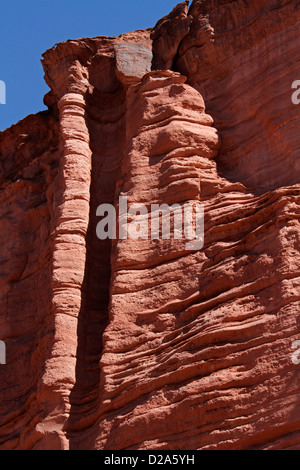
[0, 0, 299, 450]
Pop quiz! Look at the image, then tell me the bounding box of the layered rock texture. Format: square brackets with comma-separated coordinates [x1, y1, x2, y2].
[0, 0, 299, 450]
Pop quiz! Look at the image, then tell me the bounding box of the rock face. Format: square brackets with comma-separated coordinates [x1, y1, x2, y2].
[0, 0, 299, 450]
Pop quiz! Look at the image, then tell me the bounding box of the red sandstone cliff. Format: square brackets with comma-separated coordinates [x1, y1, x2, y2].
[0, 0, 299, 450]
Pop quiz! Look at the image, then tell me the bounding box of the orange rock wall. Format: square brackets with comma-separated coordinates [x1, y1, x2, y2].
[0, 0, 299, 450]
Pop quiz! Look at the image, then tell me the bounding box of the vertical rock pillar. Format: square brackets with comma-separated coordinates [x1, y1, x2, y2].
[35, 56, 92, 449]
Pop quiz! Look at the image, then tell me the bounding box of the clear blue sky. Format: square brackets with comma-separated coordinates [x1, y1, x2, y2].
[0, 0, 181, 131]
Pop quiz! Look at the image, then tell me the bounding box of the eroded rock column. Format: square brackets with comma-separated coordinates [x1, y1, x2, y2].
[35, 52, 92, 449]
